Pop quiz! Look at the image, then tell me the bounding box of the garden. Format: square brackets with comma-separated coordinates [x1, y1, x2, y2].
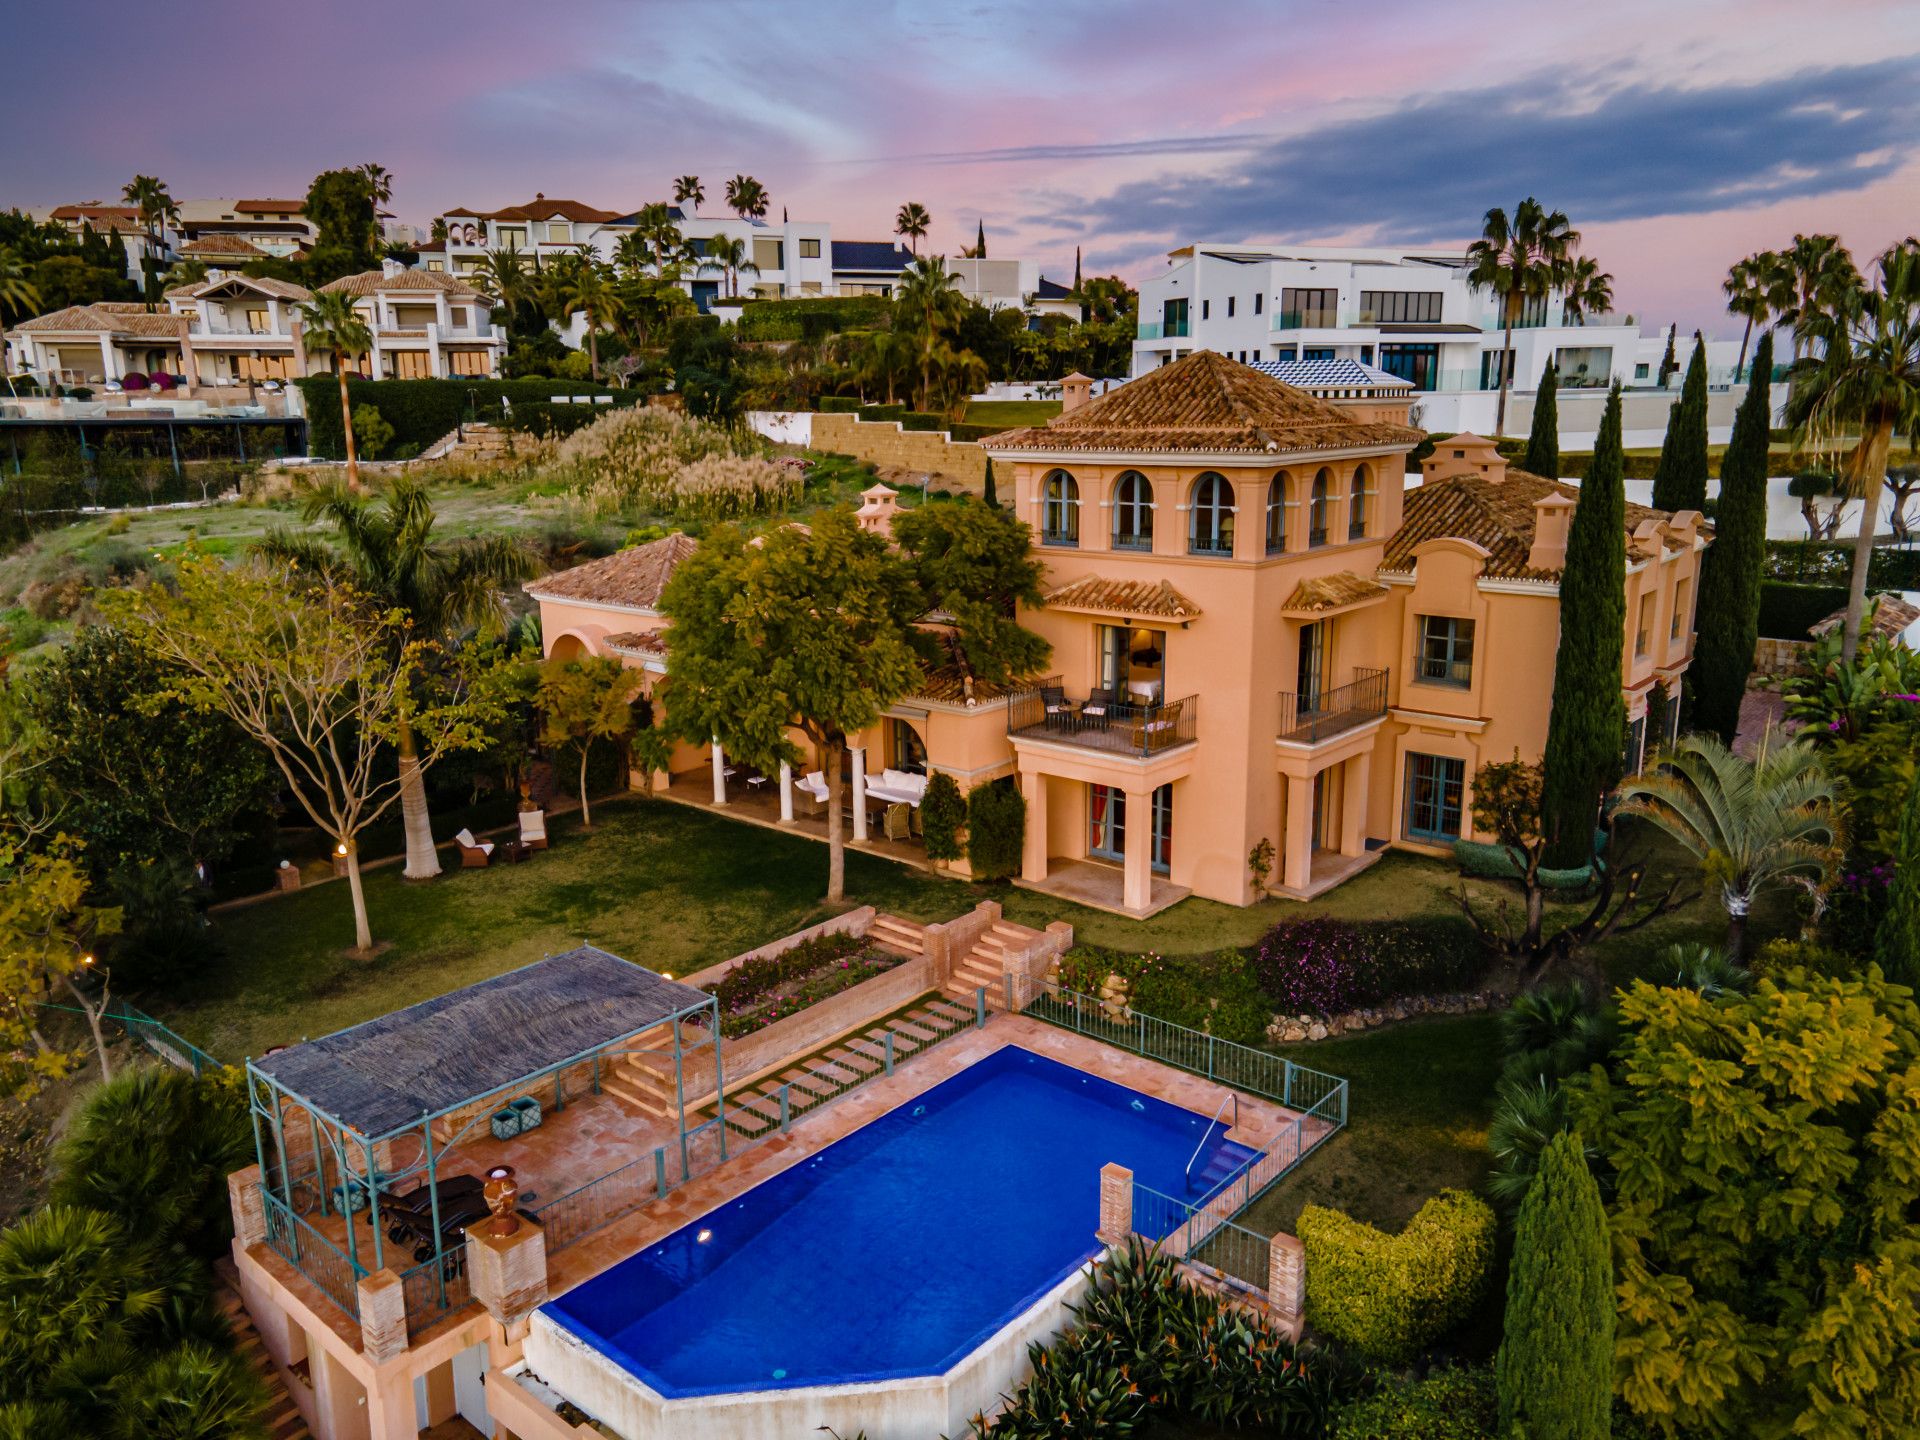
[700, 928, 904, 1038]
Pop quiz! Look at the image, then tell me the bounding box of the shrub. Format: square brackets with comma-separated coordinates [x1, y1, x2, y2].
[898, 410, 946, 433]
[349, 403, 394, 460]
[501, 401, 607, 439]
[1297, 1190, 1498, 1363]
[920, 772, 966, 863]
[966, 778, 1025, 882]
[1756, 580, 1849, 640]
[1251, 916, 1483, 1015]
[1330, 1366, 1498, 1440]
[1130, 950, 1272, 1045]
[817, 395, 860, 413]
[539, 407, 796, 520]
[705, 929, 866, 1010]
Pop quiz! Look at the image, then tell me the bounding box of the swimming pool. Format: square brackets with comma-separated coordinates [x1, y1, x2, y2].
[540, 1044, 1256, 1397]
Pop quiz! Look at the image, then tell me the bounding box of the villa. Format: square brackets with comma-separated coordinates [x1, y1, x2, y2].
[527, 352, 1703, 919]
[5, 259, 502, 388]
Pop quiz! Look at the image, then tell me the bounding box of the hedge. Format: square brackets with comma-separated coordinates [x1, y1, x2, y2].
[897, 411, 946, 433]
[1251, 915, 1486, 1015]
[1452, 838, 1597, 891]
[733, 294, 894, 342]
[1757, 580, 1849, 640]
[500, 401, 630, 439]
[856, 402, 907, 423]
[1765, 539, 1920, 591]
[817, 396, 860, 413]
[1298, 1190, 1498, 1363]
[1330, 1367, 1498, 1440]
[296, 377, 639, 459]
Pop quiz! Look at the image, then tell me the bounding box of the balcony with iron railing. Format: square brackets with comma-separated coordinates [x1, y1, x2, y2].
[1009, 678, 1199, 759]
[1277, 667, 1388, 744]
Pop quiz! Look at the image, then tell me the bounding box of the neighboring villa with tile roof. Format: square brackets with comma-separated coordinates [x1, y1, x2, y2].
[523, 353, 1704, 916]
[7, 259, 503, 388]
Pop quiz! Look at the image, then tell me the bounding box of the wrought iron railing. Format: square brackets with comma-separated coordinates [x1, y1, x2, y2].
[1133, 1183, 1273, 1291]
[261, 1189, 363, 1320]
[1008, 686, 1199, 758]
[1277, 667, 1388, 743]
[399, 1250, 471, 1332]
[1412, 653, 1473, 687]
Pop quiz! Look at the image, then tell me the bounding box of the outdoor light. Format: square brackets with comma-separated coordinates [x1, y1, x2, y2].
[661, 972, 674, 981]
[336, 842, 348, 857]
[80, 953, 95, 967]
[697, 1228, 713, 1244]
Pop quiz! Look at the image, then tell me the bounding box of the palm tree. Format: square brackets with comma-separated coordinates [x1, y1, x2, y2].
[0, 246, 40, 324]
[700, 235, 759, 298]
[114, 1342, 271, 1440]
[359, 162, 394, 249]
[295, 291, 374, 488]
[1723, 252, 1783, 381]
[0, 1205, 167, 1380]
[895, 255, 966, 410]
[472, 245, 530, 312]
[630, 202, 682, 269]
[1616, 730, 1838, 960]
[1465, 198, 1580, 435]
[895, 202, 931, 255]
[851, 328, 914, 404]
[1559, 256, 1613, 325]
[556, 260, 625, 378]
[1787, 242, 1920, 660]
[673, 175, 704, 214]
[724, 174, 769, 221]
[120, 174, 180, 310]
[257, 477, 536, 879]
[1777, 233, 1862, 361]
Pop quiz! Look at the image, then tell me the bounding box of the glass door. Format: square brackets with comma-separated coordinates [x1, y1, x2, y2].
[1151, 784, 1172, 874]
[1089, 784, 1125, 861]
[1297, 621, 1326, 713]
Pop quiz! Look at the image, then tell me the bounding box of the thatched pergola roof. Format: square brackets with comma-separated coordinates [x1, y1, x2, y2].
[252, 946, 712, 1138]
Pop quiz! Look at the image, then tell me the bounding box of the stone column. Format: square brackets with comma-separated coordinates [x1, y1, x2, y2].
[1122, 786, 1154, 913]
[227, 1164, 267, 1248]
[356, 1268, 408, 1364]
[1098, 1163, 1133, 1245]
[466, 1217, 549, 1328]
[1282, 772, 1315, 891]
[1020, 770, 1049, 882]
[97, 332, 122, 382]
[1268, 1232, 1305, 1325]
[779, 761, 794, 822]
[1338, 750, 1372, 858]
[850, 747, 868, 841]
[710, 739, 727, 805]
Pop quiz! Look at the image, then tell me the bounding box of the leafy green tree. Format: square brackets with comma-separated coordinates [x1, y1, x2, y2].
[1576, 967, 1920, 1437]
[19, 626, 272, 875]
[296, 290, 374, 487]
[1495, 1129, 1612, 1440]
[301, 167, 379, 283]
[1723, 251, 1787, 380]
[0, 245, 40, 322]
[982, 454, 999, 508]
[966, 779, 1026, 882]
[535, 654, 637, 829]
[892, 501, 1050, 687]
[920, 771, 967, 867]
[1690, 330, 1774, 742]
[672, 175, 704, 213]
[1874, 777, 1920, 982]
[659, 511, 924, 900]
[1651, 334, 1710, 512]
[1523, 360, 1559, 478]
[0, 842, 122, 1098]
[348, 403, 393, 460]
[896, 256, 968, 411]
[556, 259, 625, 378]
[1541, 384, 1627, 866]
[1465, 198, 1582, 435]
[258, 476, 536, 878]
[1616, 730, 1837, 960]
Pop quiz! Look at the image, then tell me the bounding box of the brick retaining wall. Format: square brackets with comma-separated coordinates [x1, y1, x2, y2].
[810, 413, 988, 492]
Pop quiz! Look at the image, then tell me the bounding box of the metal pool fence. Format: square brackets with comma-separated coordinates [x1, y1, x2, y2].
[1020, 980, 1348, 1123]
[1134, 1182, 1274, 1292]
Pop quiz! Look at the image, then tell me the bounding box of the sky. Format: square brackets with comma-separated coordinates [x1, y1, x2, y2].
[6, 0, 1918, 336]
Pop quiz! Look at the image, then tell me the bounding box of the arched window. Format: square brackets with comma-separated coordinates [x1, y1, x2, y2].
[1350, 464, 1373, 540]
[1189, 473, 1236, 555]
[1308, 468, 1333, 547]
[1041, 470, 1080, 546]
[1266, 472, 1290, 554]
[1112, 471, 1154, 551]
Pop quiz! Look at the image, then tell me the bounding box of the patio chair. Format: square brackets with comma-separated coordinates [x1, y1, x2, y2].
[884, 802, 913, 842]
[1081, 687, 1115, 728]
[379, 1173, 483, 1243]
[795, 770, 829, 813]
[1041, 685, 1071, 730]
[517, 808, 548, 851]
[454, 828, 494, 867]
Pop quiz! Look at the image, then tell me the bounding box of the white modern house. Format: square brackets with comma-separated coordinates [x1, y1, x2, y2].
[34, 203, 179, 282]
[1132, 243, 1752, 443]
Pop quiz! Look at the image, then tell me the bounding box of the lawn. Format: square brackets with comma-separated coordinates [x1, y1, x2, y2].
[962, 399, 1062, 428]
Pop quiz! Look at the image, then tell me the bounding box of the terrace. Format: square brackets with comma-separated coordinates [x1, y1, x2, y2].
[1007, 678, 1200, 758]
[1276, 667, 1389, 745]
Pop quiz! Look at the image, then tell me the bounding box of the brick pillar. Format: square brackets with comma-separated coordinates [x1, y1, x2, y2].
[357, 1269, 409, 1363]
[466, 1217, 550, 1327]
[922, 919, 951, 985]
[1098, 1163, 1133, 1245]
[227, 1164, 267, 1248]
[1268, 1232, 1305, 1323]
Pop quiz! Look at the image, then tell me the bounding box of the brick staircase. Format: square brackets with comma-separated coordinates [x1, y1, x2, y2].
[214, 1260, 313, 1440]
[945, 918, 1048, 1003]
[418, 420, 514, 464]
[600, 1024, 680, 1119]
[866, 912, 927, 959]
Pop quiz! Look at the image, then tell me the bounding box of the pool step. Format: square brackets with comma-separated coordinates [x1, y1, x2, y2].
[1189, 1146, 1247, 1196]
[868, 913, 927, 958]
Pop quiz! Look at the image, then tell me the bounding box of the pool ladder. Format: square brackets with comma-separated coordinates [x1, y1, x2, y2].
[1184, 1091, 1240, 1192]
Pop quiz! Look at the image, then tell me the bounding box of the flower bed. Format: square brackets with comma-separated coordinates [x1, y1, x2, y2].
[1252, 917, 1482, 1016]
[704, 930, 903, 1038]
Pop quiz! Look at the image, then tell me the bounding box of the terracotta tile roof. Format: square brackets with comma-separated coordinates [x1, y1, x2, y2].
[981, 350, 1424, 458]
[51, 204, 141, 226]
[1281, 571, 1390, 613]
[1381, 468, 1668, 582]
[11, 304, 184, 338]
[1811, 595, 1920, 641]
[1043, 574, 1203, 621]
[233, 199, 305, 214]
[604, 631, 670, 658]
[910, 663, 1022, 705]
[480, 198, 623, 224]
[173, 273, 312, 302]
[181, 235, 266, 257]
[318, 269, 484, 298]
[523, 533, 700, 611]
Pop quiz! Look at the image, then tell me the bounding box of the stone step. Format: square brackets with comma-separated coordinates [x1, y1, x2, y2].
[600, 1074, 672, 1119]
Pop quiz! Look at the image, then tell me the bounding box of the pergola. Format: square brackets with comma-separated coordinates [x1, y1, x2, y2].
[246, 946, 723, 1317]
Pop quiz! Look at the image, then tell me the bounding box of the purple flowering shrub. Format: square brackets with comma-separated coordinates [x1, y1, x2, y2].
[1251, 917, 1482, 1016]
[704, 930, 900, 1036]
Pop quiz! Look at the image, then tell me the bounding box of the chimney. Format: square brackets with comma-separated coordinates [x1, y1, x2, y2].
[1528, 492, 1576, 572]
[1420, 431, 1507, 486]
[1060, 371, 1094, 414]
[382, 257, 404, 279]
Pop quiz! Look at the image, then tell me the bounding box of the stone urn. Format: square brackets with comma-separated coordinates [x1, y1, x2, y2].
[482, 1164, 520, 1237]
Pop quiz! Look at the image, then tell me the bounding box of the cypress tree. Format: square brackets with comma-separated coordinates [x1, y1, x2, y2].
[1542, 384, 1627, 867]
[1651, 335, 1710, 513]
[1689, 331, 1773, 744]
[975, 218, 987, 258]
[1876, 777, 1920, 984]
[1496, 1129, 1613, 1440]
[982, 455, 998, 509]
[1072, 245, 1082, 292]
[1524, 360, 1560, 478]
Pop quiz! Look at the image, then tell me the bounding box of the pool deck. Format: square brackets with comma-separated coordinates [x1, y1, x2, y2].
[543, 1013, 1324, 1300]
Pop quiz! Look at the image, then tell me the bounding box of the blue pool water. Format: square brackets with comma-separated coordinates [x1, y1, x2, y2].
[541, 1045, 1256, 1396]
